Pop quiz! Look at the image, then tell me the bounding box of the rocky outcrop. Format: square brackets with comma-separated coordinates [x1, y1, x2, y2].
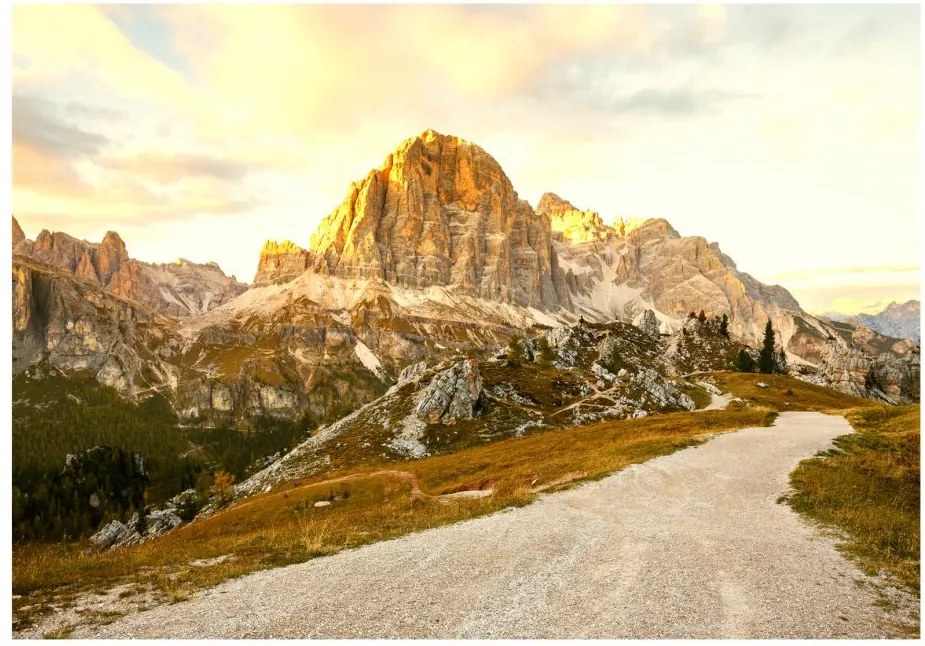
[537, 192, 612, 244]
[12, 218, 245, 318]
[398, 361, 428, 384]
[252, 240, 310, 286]
[12, 216, 25, 248]
[868, 353, 920, 403]
[12, 258, 182, 395]
[89, 489, 196, 549]
[639, 309, 660, 339]
[632, 368, 696, 411]
[414, 359, 482, 424]
[308, 129, 570, 310]
[819, 341, 919, 404]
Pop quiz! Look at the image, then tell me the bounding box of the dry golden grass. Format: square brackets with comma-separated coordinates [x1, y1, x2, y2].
[13, 406, 773, 623]
[707, 372, 871, 412]
[786, 404, 920, 594]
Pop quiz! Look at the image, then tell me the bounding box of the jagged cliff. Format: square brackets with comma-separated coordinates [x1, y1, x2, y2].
[252, 240, 310, 286]
[12, 257, 183, 392]
[13, 218, 246, 318]
[307, 130, 570, 309]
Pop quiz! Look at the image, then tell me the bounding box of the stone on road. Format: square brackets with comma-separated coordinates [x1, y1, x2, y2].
[84, 412, 910, 638]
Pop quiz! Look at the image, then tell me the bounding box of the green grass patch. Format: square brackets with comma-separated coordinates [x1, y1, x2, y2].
[787, 405, 920, 593]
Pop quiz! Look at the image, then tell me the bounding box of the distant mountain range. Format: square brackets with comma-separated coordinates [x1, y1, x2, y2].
[11, 130, 920, 429]
[824, 301, 920, 343]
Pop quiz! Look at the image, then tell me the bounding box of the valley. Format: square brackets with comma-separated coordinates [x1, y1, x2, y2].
[10, 129, 921, 638]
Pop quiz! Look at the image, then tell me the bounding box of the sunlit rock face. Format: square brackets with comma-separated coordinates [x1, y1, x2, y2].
[253, 240, 310, 286]
[307, 129, 570, 310]
[536, 192, 612, 244]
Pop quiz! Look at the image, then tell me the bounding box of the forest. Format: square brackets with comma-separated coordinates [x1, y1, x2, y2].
[12, 369, 311, 542]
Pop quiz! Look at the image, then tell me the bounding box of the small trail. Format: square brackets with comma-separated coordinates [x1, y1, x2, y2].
[82, 412, 916, 638]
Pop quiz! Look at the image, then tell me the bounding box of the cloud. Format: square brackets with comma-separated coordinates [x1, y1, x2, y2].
[106, 152, 251, 183]
[11, 4, 921, 287]
[608, 86, 755, 116]
[12, 94, 109, 157]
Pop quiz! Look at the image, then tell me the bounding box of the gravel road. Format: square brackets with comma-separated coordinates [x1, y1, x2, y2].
[82, 412, 913, 638]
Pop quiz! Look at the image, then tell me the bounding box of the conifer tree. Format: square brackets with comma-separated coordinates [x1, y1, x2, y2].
[758, 319, 776, 374]
[506, 335, 526, 366]
[736, 348, 755, 372]
[720, 314, 729, 337]
[536, 336, 555, 366]
[697, 310, 707, 323]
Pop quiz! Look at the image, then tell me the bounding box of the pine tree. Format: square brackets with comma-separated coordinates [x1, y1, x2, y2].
[736, 349, 755, 372]
[535, 336, 555, 366]
[506, 335, 526, 366]
[758, 319, 776, 374]
[697, 310, 707, 323]
[720, 314, 729, 337]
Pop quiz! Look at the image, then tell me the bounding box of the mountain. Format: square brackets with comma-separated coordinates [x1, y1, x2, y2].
[855, 301, 920, 342]
[10, 130, 920, 426]
[12, 217, 246, 318]
[307, 129, 569, 309]
[12, 257, 182, 391]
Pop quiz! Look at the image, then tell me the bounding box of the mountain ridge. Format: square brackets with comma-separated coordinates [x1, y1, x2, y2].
[13, 217, 246, 318]
[10, 130, 920, 424]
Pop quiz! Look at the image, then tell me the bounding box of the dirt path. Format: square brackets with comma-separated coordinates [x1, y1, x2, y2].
[79, 412, 916, 638]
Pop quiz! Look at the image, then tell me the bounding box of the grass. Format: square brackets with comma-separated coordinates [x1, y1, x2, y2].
[676, 381, 712, 409]
[13, 406, 774, 626]
[785, 405, 920, 594]
[706, 372, 871, 412]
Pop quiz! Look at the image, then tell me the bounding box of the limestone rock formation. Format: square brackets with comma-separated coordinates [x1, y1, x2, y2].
[414, 359, 482, 424]
[12, 218, 245, 317]
[537, 192, 612, 244]
[253, 240, 310, 286]
[12, 258, 182, 394]
[819, 340, 919, 404]
[12, 216, 25, 248]
[308, 129, 570, 309]
[398, 361, 428, 384]
[142, 259, 248, 317]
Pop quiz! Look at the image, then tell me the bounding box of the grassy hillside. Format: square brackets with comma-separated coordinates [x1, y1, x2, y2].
[787, 405, 920, 593]
[705, 372, 871, 411]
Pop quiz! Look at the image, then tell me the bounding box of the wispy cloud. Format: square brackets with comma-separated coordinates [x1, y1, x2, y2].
[12, 94, 110, 158]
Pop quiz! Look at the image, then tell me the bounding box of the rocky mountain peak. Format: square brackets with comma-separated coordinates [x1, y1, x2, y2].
[12, 216, 25, 248]
[623, 218, 680, 243]
[253, 240, 309, 286]
[306, 130, 569, 309]
[537, 192, 612, 244]
[13, 222, 244, 318]
[536, 192, 579, 217]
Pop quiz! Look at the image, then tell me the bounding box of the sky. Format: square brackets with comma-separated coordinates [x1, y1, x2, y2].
[10, 3, 921, 315]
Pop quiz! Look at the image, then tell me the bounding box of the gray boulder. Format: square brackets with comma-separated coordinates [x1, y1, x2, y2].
[415, 359, 482, 424]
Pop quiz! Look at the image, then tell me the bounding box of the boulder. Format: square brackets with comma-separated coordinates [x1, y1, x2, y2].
[415, 359, 482, 424]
